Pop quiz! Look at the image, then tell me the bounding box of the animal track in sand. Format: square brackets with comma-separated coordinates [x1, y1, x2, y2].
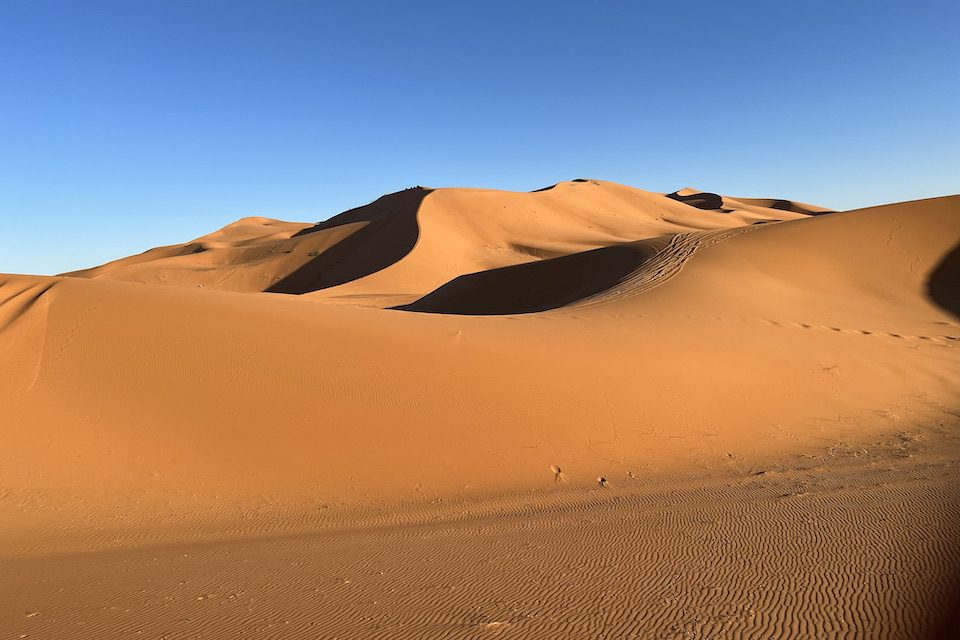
[753, 317, 958, 345]
[563, 222, 958, 348]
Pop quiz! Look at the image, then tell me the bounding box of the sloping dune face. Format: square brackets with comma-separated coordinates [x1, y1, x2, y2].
[63, 180, 820, 304]
[2, 183, 960, 639]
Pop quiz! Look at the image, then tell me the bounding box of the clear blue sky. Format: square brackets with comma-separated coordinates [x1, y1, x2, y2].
[2, 1, 958, 275]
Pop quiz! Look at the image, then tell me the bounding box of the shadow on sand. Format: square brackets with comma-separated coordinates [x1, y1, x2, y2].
[395, 240, 663, 315]
[927, 240, 960, 320]
[666, 190, 727, 211]
[267, 188, 432, 295]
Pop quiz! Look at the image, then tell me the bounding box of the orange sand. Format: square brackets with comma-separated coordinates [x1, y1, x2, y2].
[2, 180, 958, 638]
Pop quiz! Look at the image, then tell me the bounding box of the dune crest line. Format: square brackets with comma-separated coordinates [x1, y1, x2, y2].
[2, 182, 958, 639]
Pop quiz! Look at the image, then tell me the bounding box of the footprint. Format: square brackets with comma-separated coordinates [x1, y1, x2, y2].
[550, 465, 566, 483]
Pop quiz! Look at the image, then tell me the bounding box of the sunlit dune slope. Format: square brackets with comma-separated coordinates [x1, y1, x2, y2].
[63, 180, 822, 305]
[404, 195, 959, 318]
[1, 188, 956, 532]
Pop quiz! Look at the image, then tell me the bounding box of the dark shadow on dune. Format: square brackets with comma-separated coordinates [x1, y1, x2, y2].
[530, 178, 594, 193]
[668, 191, 836, 216]
[732, 196, 834, 216]
[394, 240, 664, 315]
[267, 188, 432, 294]
[767, 199, 803, 212]
[666, 190, 727, 211]
[930, 597, 960, 640]
[927, 241, 960, 319]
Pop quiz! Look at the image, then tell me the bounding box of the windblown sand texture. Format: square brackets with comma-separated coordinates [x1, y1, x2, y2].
[2, 180, 959, 639]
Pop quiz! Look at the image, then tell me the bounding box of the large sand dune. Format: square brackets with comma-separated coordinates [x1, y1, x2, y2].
[2, 181, 958, 638]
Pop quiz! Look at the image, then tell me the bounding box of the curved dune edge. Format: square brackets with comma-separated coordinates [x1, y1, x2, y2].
[397, 226, 758, 315]
[394, 237, 669, 315]
[399, 195, 960, 317]
[2, 185, 959, 639]
[60, 180, 818, 303]
[0, 195, 956, 522]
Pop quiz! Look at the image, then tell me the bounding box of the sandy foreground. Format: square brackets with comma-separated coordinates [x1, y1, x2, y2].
[1, 180, 958, 638]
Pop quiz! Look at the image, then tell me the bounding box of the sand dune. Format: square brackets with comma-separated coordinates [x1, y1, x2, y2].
[63, 180, 818, 304]
[2, 181, 958, 638]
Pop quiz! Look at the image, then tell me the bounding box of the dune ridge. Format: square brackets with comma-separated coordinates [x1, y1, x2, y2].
[2, 180, 958, 639]
[62, 180, 821, 303]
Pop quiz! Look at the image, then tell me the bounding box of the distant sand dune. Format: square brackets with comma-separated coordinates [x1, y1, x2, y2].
[62, 180, 816, 302]
[2, 181, 958, 639]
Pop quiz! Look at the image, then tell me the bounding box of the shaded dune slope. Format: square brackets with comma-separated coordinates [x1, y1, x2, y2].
[928, 240, 960, 319]
[1, 194, 957, 528]
[402, 196, 958, 316]
[62, 180, 819, 305]
[64, 217, 343, 293]
[3, 183, 959, 640]
[396, 238, 668, 315]
[667, 187, 833, 215]
[267, 187, 431, 294]
[63, 189, 431, 295]
[583, 195, 960, 323]
[646, 196, 960, 328]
